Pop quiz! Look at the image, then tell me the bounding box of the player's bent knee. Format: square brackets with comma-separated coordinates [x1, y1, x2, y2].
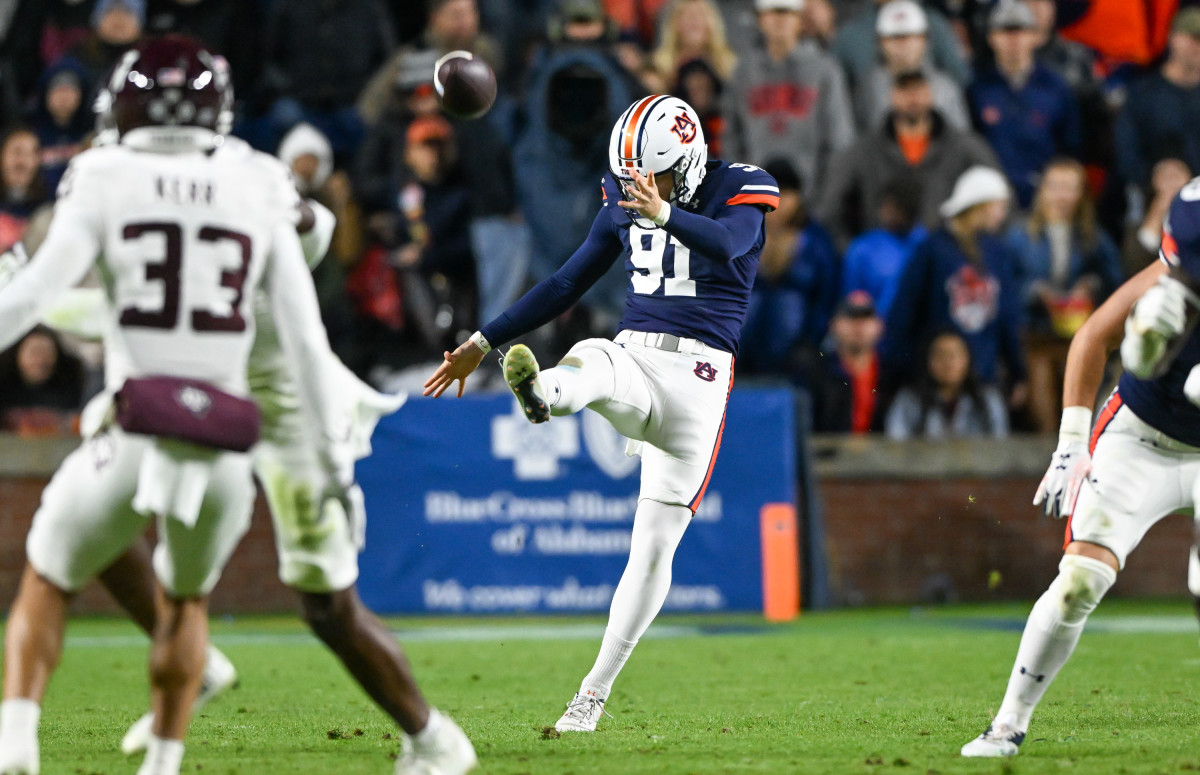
[1052, 553, 1117, 624]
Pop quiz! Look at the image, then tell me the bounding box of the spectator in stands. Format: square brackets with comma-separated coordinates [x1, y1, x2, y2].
[0, 326, 83, 437]
[1123, 157, 1192, 277]
[1005, 157, 1122, 432]
[885, 329, 1009, 439]
[818, 69, 997, 247]
[144, 0, 263, 98]
[855, 0, 968, 131]
[11, 1, 94, 100]
[1115, 8, 1200, 211]
[66, 0, 143, 101]
[359, 0, 500, 128]
[513, 0, 641, 326]
[651, 0, 736, 83]
[394, 115, 475, 353]
[883, 166, 1027, 402]
[834, 0, 969, 90]
[841, 176, 926, 320]
[802, 0, 837, 49]
[27, 61, 89, 195]
[1007, 158, 1122, 334]
[278, 122, 364, 267]
[739, 159, 840, 376]
[723, 0, 855, 198]
[1026, 0, 1095, 91]
[674, 58, 726, 156]
[604, 0, 673, 52]
[797, 290, 885, 434]
[0, 127, 48, 252]
[260, 0, 395, 158]
[968, 1, 1080, 209]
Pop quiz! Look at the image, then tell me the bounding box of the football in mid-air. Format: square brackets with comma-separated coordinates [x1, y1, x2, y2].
[434, 51, 496, 119]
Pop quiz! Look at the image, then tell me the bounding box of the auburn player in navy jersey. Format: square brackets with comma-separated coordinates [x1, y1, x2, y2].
[962, 177, 1200, 758]
[425, 95, 778, 732]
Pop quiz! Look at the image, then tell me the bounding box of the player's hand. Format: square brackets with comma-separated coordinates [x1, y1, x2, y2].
[1131, 275, 1189, 338]
[1032, 439, 1092, 520]
[423, 340, 485, 398]
[1184, 364, 1200, 408]
[618, 170, 665, 222]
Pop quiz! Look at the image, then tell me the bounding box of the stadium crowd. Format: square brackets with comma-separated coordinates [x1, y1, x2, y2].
[0, 0, 1193, 440]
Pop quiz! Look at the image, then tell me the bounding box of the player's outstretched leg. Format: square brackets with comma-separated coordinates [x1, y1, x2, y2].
[0, 566, 70, 775]
[1190, 521, 1200, 647]
[300, 588, 476, 774]
[556, 499, 691, 732]
[962, 550, 1116, 757]
[101, 540, 239, 756]
[138, 595, 209, 775]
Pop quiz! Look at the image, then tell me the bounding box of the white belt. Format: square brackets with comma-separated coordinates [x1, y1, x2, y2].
[615, 329, 721, 357]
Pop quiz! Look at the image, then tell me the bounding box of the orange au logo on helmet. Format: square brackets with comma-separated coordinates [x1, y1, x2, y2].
[671, 113, 698, 143]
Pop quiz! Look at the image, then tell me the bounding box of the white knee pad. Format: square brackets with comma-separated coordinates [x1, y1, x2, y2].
[1050, 554, 1117, 625]
[561, 338, 633, 400]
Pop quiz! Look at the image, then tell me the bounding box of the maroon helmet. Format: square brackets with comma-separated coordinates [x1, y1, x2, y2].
[102, 35, 232, 149]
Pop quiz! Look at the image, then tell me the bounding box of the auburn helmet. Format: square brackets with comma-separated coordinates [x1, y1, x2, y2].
[608, 95, 707, 222]
[101, 35, 232, 151]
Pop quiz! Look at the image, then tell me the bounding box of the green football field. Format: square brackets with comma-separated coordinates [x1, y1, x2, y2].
[21, 600, 1200, 774]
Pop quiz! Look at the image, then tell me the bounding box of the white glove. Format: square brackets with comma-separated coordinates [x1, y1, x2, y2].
[1185, 364, 1200, 408]
[1131, 275, 1189, 338]
[1033, 406, 1093, 520]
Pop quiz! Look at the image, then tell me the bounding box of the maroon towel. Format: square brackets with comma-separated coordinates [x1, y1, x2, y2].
[115, 376, 261, 453]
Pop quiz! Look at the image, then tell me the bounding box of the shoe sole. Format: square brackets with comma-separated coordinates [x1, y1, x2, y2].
[960, 742, 1018, 758]
[503, 345, 549, 423]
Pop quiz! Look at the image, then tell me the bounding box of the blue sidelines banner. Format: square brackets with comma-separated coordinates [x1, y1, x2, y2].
[356, 388, 795, 614]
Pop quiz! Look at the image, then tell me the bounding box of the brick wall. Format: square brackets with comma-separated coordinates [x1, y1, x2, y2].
[820, 476, 1193, 605]
[0, 477, 296, 616]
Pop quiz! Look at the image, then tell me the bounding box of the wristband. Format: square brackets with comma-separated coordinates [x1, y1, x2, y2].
[468, 330, 491, 354]
[651, 202, 671, 227]
[1059, 405, 1093, 443]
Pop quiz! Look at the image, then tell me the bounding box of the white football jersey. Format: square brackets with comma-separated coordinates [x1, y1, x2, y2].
[46, 140, 298, 394]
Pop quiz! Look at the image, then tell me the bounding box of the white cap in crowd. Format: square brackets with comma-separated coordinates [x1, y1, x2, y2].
[755, 0, 804, 13]
[877, 0, 928, 37]
[940, 166, 1010, 218]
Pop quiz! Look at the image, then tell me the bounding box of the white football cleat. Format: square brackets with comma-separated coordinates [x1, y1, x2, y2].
[394, 710, 477, 775]
[960, 722, 1026, 757]
[121, 646, 238, 755]
[0, 739, 38, 775]
[0, 752, 37, 775]
[554, 692, 609, 733]
[502, 345, 549, 424]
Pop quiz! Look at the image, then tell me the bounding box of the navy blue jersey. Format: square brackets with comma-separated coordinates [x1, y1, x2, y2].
[1119, 184, 1200, 446]
[480, 160, 778, 354]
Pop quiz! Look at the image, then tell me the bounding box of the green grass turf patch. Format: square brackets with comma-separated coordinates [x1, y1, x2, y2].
[18, 600, 1200, 774]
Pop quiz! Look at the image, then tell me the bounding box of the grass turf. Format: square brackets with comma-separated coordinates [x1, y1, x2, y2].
[21, 600, 1200, 774]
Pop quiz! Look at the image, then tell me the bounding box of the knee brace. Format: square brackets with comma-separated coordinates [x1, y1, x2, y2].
[1050, 554, 1117, 625]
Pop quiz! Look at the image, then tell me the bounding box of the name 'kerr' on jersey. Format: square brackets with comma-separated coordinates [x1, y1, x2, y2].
[1119, 177, 1200, 446]
[602, 160, 778, 354]
[57, 139, 300, 395]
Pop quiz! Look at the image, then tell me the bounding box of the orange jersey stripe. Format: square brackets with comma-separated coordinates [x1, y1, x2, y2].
[1161, 229, 1179, 265]
[725, 193, 781, 209]
[622, 96, 658, 164]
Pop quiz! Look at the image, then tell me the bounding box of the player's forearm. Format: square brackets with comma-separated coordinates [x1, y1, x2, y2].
[0, 211, 97, 351]
[480, 273, 584, 348]
[1062, 261, 1167, 410]
[660, 205, 760, 262]
[480, 218, 618, 347]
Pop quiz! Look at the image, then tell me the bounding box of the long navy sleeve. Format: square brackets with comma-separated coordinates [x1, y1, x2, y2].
[662, 203, 764, 262]
[480, 207, 623, 348]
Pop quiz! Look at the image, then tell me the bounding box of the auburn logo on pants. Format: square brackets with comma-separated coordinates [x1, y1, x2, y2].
[694, 361, 717, 382]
